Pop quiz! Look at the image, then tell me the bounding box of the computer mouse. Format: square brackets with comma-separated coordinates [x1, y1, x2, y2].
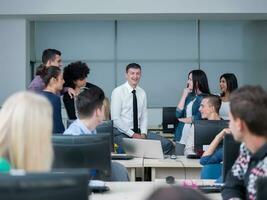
[170, 154, 177, 159]
[165, 176, 175, 184]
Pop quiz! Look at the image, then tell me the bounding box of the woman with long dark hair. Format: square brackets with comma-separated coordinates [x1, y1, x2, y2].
[175, 69, 210, 153]
[219, 73, 238, 119]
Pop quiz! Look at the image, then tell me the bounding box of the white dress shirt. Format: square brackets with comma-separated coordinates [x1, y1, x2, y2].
[111, 81, 148, 137]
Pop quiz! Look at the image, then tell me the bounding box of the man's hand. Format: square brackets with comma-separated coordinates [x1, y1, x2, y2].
[132, 133, 146, 139]
[68, 88, 77, 99]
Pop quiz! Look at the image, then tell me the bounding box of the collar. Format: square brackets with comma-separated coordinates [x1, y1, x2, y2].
[250, 142, 267, 161]
[125, 81, 138, 93]
[76, 119, 97, 135]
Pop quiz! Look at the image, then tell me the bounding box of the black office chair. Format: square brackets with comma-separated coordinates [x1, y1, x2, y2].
[256, 177, 267, 200]
[0, 170, 89, 200]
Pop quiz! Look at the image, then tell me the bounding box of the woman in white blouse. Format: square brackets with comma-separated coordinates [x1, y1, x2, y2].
[219, 73, 238, 119]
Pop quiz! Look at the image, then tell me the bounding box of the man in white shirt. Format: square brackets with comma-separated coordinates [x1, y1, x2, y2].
[111, 63, 173, 154]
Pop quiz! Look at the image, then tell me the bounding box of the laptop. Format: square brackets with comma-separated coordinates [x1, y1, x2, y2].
[122, 138, 164, 159]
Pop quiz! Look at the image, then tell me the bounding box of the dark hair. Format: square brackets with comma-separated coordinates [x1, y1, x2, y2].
[42, 49, 61, 65]
[146, 186, 209, 200]
[230, 85, 267, 137]
[220, 73, 238, 97]
[39, 66, 61, 87]
[126, 63, 141, 73]
[63, 61, 90, 88]
[76, 87, 105, 119]
[203, 94, 222, 114]
[189, 69, 210, 95]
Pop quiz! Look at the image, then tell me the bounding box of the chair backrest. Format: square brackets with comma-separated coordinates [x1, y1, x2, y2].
[52, 134, 111, 180]
[162, 107, 178, 133]
[0, 170, 89, 200]
[194, 120, 229, 152]
[223, 134, 240, 182]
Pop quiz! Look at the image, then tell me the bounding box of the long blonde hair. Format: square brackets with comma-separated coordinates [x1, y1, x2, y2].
[0, 91, 53, 172]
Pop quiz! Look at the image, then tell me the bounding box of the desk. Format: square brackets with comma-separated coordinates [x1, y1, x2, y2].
[148, 125, 174, 139]
[113, 158, 143, 181]
[144, 156, 202, 181]
[91, 181, 222, 200]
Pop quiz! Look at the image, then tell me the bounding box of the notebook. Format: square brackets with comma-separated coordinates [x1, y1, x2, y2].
[122, 138, 164, 159]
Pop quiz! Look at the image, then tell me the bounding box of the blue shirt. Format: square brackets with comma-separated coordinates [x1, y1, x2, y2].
[63, 119, 97, 135]
[200, 147, 223, 165]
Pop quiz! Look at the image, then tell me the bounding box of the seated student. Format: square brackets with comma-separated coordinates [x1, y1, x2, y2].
[0, 91, 53, 172]
[40, 66, 65, 133]
[63, 61, 99, 119]
[184, 94, 222, 155]
[64, 87, 129, 181]
[222, 86, 267, 200]
[145, 186, 209, 200]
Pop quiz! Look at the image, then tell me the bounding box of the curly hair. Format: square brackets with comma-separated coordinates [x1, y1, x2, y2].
[63, 61, 90, 89]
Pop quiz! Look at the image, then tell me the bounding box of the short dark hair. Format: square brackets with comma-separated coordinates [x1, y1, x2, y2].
[76, 87, 105, 119]
[39, 66, 61, 86]
[230, 85, 267, 137]
[63, 61, 90, 88]
[42, 49, 61, 65]
[126, 63, 141, 73]
[146, 186, 209, 200]
[189, 69, 210, 95]
[203, 94, 222, 114]
[220, 73, 238, 97]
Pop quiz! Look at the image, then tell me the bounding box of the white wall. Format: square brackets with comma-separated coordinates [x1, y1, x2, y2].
[0, 19, 29, 104]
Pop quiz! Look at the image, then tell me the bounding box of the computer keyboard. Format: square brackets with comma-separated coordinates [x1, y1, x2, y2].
[198, 184, 222, 193]
[111, 154, 134, 160]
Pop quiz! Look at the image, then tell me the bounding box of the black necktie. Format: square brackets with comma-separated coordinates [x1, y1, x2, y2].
[132, 89, 138, 133]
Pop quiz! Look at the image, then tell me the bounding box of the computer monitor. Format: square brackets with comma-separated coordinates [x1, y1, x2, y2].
[256, 177, 267, 200]
[223, 134, 240, 182]
[52, 134, 111, 180]
[0, 170, 89, 200]
[162, 107, 178, 133]
[66, 120, 114, 152]
[96, 120, 114, 152]
[194, 120, 229, 154]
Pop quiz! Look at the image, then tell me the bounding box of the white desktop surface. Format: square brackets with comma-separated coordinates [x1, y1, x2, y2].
[90, 181, 222, 200]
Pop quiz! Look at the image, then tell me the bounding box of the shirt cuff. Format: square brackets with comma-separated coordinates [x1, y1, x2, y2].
[127, 129, 135, 137]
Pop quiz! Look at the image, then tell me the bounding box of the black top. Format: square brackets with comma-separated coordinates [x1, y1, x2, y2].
[41, 91, 65, 133]
[63, 82, 99, 120]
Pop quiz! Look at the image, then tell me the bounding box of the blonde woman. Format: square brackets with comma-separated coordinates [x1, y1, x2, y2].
[103, 97, 111, 121]
[0, 91, 53, 172]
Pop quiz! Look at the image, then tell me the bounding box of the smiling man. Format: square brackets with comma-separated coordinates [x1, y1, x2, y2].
[111, 63, 173, 154]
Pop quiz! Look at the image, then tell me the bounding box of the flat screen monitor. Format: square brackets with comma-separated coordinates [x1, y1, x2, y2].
[52, 134, 111, 180]
[66, 120, 114, 152]
[162, 107, 178, 133]
[194, 120, 229, 153]
[0, 170, 89, 200]
[223, 134, 240, 182]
